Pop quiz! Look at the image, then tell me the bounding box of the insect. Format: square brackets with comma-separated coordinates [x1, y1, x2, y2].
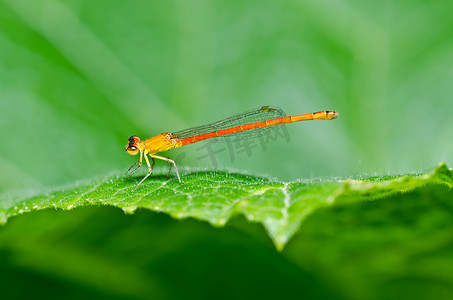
[125, 106, 338, 188]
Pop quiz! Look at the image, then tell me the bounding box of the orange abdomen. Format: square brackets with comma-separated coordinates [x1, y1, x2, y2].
[178, 111, 338, 147]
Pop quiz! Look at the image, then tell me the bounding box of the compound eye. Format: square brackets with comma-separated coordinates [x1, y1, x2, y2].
[129, 136, 140, 143]
[126, 136, 140, 155]
[126, 145, 139, 155]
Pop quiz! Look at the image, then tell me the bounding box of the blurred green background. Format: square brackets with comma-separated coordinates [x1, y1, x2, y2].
[1, 0, 452, 192]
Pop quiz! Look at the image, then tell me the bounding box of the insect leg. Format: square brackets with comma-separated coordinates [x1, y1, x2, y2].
[135, 153, 153, 190]
[125, 151, 143, 177]
[150, 154, 182, 183]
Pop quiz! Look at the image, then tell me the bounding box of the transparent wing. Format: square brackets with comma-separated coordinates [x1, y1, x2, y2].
[172, 106, 286, 141]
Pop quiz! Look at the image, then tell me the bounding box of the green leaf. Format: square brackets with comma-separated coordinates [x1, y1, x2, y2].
[1, 163, 452, 250]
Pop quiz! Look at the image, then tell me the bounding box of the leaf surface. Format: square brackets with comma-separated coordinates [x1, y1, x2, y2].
[1, 164, 452, 250]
